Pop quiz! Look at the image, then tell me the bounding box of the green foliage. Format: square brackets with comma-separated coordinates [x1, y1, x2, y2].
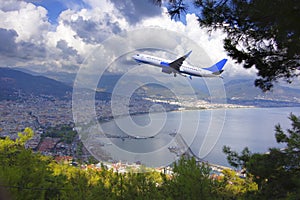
[1, 132, 248, 200]
[6, 124, 300, 199]
[43, 125, 77, 144]
[162, 157, 218, 199]
[154, 0, 300, 91]
[17, 127, 34, 145]
[223, 146, 251, 169]
[76, 141, 83, 156]
[223, 113, 300, 199]
[0, 128, 56, 200]
[0, 131, 164, 199]
[218, 169, 258, 199]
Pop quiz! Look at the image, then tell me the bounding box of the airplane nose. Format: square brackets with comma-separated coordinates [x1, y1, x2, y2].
[132, 54, 139, 61]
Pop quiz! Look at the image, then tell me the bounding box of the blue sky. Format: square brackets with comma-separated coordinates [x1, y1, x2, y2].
[32, 0, 90, 24]
[33, 0, 198, 25]
[32, 0, 69, 23]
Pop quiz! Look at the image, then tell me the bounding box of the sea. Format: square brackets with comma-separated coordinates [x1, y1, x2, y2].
[96, 107, 300, 167]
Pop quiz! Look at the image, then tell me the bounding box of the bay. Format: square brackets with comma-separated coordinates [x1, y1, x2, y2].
[98, 107, 300, 167]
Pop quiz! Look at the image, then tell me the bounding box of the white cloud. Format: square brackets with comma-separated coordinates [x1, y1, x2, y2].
[82, 0, 115, 11]
[134, 10, 257, 78]
[0, 0, 257, 78]
[0, 1, 50, 42]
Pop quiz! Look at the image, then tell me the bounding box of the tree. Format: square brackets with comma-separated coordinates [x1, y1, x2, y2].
[153, 0, 300, 91]
[162, 156, 218, 199]
[223, 146, 251, 169]
[223, 114, 300, 199]
[120, 172, 163, 200]
[217, 168, 258, 199]
[0, 128, 59, 200]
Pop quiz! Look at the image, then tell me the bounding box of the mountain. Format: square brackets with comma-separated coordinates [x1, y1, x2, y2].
[3, 67, 300, 107]
[14, 67, 76, 86]
[225, 79, 300, 106]
[13, 68, 121, 91]
[0, 67, 72, 100]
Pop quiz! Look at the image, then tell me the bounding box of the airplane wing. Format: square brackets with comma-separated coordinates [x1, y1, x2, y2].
[169, 50, 192, 71]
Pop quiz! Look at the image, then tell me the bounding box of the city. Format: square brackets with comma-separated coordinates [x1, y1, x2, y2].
[0, 89, 252, 172]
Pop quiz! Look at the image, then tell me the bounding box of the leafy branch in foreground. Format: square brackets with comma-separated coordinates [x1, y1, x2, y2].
[223, 113, 300, 199]
[153, 0, 300, 91]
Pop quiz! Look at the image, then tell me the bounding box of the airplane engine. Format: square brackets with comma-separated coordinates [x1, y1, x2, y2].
[162, 66, 172, 74]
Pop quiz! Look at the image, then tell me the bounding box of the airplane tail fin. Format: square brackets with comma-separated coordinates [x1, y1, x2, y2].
[203, 59, 227, 74]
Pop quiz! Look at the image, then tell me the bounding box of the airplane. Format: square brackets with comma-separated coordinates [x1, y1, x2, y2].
[132, 51, 227, 79]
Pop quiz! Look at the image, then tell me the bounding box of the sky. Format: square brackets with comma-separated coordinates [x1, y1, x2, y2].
[0, 0, 258, 79]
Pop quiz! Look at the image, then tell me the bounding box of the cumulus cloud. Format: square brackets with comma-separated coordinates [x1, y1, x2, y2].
[0, 0, 256, 78]
[82, 0, 162, 24]
[0, 1, 50, 42]
[57, 40, 78, 56]
[109, 0, 163, 24]
[56, 39, 83, 64]
[0, 27, 47, 67]
[137, 11, 258, 78]
[62, 13, 122, 44]
[0, 1, 50, 67]
[0, 28, 18, 56]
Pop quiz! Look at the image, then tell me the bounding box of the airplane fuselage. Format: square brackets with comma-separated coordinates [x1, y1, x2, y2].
[132, 53, 223, 78]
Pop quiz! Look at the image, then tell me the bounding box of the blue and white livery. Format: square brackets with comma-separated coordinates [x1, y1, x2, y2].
[132, 51, 227, 79]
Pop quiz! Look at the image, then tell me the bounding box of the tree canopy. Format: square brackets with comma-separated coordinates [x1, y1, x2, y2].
[2, 123, 298, 199]
[223, 113, 300, 199]
[2, 120, 296, 199]
[154, 0, 300, 91]
[0, 129, 258, 199]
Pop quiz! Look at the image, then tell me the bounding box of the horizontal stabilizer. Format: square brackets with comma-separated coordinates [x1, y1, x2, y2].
[212, 70, 224, 75]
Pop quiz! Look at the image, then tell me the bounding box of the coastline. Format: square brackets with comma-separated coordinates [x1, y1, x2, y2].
[98, 103, 300, 123]
[95, 106, 300, 167]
